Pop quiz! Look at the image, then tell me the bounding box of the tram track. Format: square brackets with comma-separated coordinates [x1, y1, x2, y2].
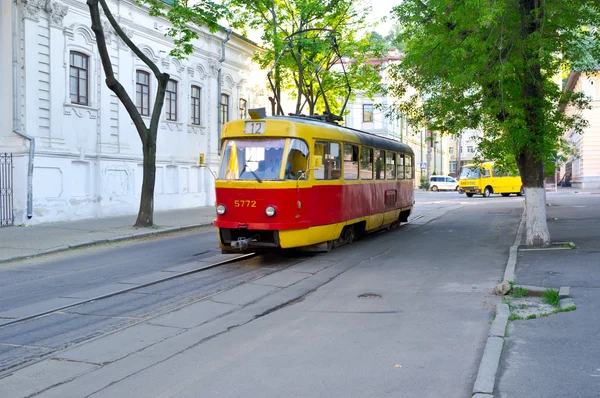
[0, 253, 256, 330]
[0, 206, 448, 379]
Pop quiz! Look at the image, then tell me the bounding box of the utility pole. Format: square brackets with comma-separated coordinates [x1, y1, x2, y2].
[456, 133, 462, 178]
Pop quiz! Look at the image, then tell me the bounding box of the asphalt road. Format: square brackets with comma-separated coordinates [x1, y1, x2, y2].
[0, 190, 525, 397]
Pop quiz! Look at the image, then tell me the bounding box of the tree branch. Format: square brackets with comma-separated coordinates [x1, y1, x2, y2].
[87, 0, 148, 141]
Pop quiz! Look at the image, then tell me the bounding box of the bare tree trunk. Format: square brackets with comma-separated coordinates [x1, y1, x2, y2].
[87, 0, 169, 228]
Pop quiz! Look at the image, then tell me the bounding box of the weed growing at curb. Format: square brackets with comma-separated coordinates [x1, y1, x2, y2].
[542, 287, 560, 307]
[562, 242, 576, 249]
[511, 287, 528, 298]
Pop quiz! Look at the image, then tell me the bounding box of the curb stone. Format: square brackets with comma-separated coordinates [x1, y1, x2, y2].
[0, 222, 213, 265]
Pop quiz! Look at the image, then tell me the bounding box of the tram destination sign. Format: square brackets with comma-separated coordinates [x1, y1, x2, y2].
[244, 121, 266, 135]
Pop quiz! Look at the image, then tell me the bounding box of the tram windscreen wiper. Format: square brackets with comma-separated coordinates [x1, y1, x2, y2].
[241, 158, 263, 183]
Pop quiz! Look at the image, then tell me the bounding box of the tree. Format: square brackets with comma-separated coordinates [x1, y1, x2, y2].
[86, 0, 227, 227]
[225, 0, 385, 117]
[387, 0, 600, 246]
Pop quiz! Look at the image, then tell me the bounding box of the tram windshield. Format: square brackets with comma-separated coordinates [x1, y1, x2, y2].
[460, 166, 481, 179]
[219, 138, 309, 181]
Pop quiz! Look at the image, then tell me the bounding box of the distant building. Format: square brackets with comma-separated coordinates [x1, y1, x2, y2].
[563, 72, 600, 189]
[341, 49, 450, 182]
[448, 130, 483, 178]
[0, 0, 263, 225]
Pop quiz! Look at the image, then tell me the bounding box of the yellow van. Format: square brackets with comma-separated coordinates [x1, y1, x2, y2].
[459, 162, 523, 198]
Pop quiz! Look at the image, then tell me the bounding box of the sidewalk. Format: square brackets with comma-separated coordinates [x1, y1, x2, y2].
[495, 193, 600, 397]
[0, 207, 216, 264]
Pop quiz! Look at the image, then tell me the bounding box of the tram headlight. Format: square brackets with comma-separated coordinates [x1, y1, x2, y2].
[265, 206, 276, 217]
[216, 204, 226, 215]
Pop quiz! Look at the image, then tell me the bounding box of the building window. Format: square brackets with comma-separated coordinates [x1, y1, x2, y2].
[166, 79, 178, 121]
[363, 104, 374, 122]
[190, 85, 201, 125]
[450, 161, 457, 173]
[449, 146, 454, 155]
[136, 71, 150, 116]
[467, 146, 475, 153]
[220, 94, 230, 127]
[239, 98, 247, 119]
[70, 51, 89, 105]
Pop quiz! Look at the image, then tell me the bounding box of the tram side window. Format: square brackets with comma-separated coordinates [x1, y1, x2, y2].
[314, 141, 341, 180]
[343, 144, 359, 180]
[405, 155, 413, 179]
[284, 138, 309, 180]
[375, 150, 385, 180]
[397, 154, 405, 179]
[360, 147, 373, 180]
[386, 151, 396, 179]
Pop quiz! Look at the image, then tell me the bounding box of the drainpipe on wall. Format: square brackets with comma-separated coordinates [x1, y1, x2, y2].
[216, 28, 232, 156]
[13, 0, 34, 219]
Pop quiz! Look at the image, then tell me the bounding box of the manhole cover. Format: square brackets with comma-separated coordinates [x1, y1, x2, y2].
[358, 293, 382, 299]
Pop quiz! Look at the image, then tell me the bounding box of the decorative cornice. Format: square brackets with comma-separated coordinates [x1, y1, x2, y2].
[22, 0, 45, 22]
[46, 0, 69, 27]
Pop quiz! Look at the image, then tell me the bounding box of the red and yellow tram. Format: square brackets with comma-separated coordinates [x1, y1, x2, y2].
[214, 113, 414, 253]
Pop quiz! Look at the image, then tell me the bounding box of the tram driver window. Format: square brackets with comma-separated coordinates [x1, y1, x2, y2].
[314, 141, 341, 180]
[343, 144, 359, 180]
[284, 139, 309, 180]
[375, 150, 385, 180]
[360, 147, 373, 180]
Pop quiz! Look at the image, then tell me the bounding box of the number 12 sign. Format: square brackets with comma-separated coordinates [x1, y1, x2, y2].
[244, 121, 266, 135]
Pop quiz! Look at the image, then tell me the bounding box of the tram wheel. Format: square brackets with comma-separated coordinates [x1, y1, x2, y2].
[346, 226, 356, 243]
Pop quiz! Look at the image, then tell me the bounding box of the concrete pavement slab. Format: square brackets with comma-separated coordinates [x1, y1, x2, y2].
[287, 259, 335, 274]
[0, 297, 83, 320]
[0, 344, 52, 374]
[116, 270, 179, 285]
[56, 323, 184, 365]
[250, 269, 310, 288]
[211, 283, 280, 306]
[0, 358, 98, 398]
[59, 284, 129, 300]
[148, 300, 239, 329]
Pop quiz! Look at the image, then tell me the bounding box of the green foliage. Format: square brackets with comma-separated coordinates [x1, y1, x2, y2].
[140, 0, 229, 59]
[510, 287, 528, 298]
[387, 0, 600, 187]
[542, 288, 561, 307]
[419, 175, 430, 190]
[224, 0, 384, 116]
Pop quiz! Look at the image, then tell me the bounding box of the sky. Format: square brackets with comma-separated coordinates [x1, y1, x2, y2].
[368, 0, 401, 35]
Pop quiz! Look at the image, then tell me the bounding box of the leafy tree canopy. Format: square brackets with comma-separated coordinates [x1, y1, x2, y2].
[387, 0, 600, 174]
[225, 0, 386, 116]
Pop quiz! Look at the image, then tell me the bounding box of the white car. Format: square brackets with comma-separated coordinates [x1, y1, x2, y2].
[429, 175, 459, 191]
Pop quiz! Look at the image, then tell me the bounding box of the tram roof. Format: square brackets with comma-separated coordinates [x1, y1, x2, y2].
[224, 115, 414, 155]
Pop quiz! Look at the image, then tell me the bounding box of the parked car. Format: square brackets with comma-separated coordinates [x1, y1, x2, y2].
[429, 175, 459, 191]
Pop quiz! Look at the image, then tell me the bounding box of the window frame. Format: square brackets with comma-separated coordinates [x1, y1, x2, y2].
[314, 141, 342, 181]
[359, 146, 373, 180]
[343, 143, 359, 180]
[165, 79, 178, 121]
[362, 104, 374, 122]
[190, 85, 202, 125]
[239, 98, 247, 119]
[397, 153, 405, 180]
[374, 149, 385, 180]
[136, 70, 151, 116]
[69, 51, 89, 106]
[220, 93, 230, 127]
[385, 151, 396, 180]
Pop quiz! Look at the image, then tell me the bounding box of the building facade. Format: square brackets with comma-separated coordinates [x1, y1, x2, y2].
[342, 51, 450, 183]
[564, 72, 600, 189]
[448, 130, 483, 178]
[0, 0, 263, 225]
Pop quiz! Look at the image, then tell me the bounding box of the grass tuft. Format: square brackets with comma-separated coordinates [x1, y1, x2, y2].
[541, 287, 560, 307]
[511, 287, 528, 298]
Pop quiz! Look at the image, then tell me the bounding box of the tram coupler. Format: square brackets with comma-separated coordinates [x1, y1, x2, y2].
[231, 237, 253, 251]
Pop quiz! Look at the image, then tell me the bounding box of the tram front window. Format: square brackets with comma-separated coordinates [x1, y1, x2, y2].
[219, 138, 287, 181]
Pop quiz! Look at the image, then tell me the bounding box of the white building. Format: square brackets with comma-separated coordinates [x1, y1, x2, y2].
[342, 50, 450, 183]
[0, 0, 263, 226]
